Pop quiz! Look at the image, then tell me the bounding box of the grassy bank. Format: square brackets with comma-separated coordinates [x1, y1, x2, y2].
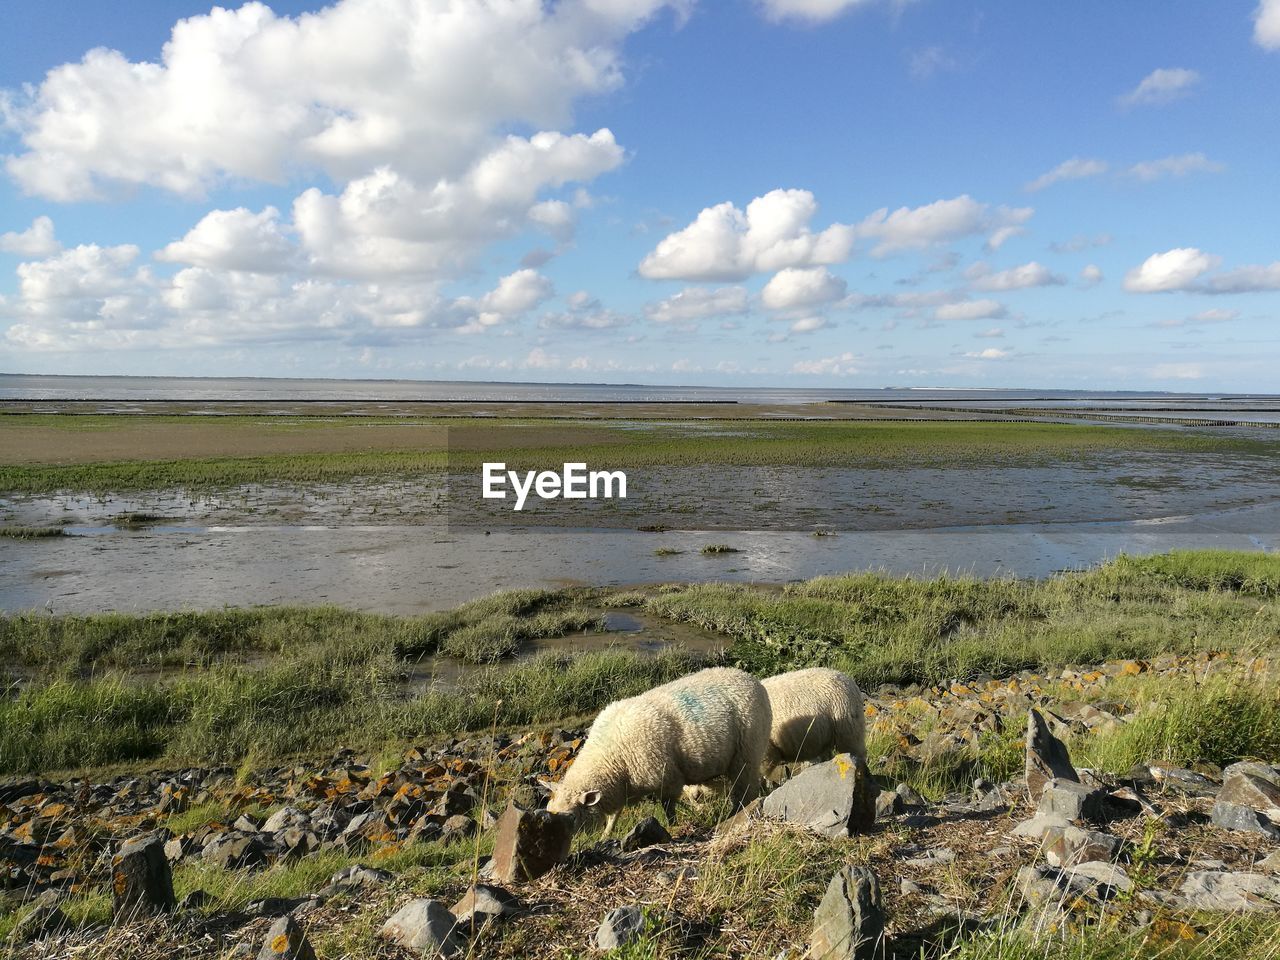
[2, 416, 1277, 493]
[0, 551, 1276, 777]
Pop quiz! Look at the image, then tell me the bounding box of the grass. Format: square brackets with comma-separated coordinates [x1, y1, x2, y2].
[3, 417, 1277, 493]
[699, 544, 739, 555]
[0, 525, 64, 539]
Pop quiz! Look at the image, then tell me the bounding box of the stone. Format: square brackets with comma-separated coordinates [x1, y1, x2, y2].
[262, 806, 309, 833]
[440, 814, 476, 843]
[1038, 780, 1109, 824]
[1014, 865, 1064, 909]
[179, 890, 211, 911]
[328, 864, 393, 890]
[714, 797, 765, 838]
[1025, 709, 1078, 801]
[111, 835, 176, 918]
[1042, 826, 1124, 868]
[620, 816, 671, 852]
[894, 783, 927, 807]
[489, 802, 574, 883]
[257, 915, 317, 960]
[1147, 765, 1219, 797]
[900, 848, 955, 869]
[1065, 861, 1132, 895]
[594, 905, 647, 952]
[1216, 764, 1280, 821]
[203, 833, 271, 870]
[11, 892, 69, 941]
[1011, 813, 1071, 839]
[379, 899, 464, 957]
[1210, 801, 1280, 840]
[874, 792, 904, 819]
[450, 884, 523, 933]
[810, 865, 883, 960]
[761, 753, 878, 838]
[163, 836, 190, 862]
[1179, 871, 1280, 912]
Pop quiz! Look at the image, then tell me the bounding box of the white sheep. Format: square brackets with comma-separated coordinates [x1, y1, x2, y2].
[762, 667, 866, 768]
[545, 666, 771, 835]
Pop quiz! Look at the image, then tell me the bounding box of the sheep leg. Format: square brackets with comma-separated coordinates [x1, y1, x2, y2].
[601, 813, 617, 838]
[725, 754, 761, 808]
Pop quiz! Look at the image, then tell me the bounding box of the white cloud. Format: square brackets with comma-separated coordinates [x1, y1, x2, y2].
[1205, 262, 1280, 294]
[156, 206, 295, 273]
[975, 328, 1004, 338]
[788, 315, 829, 333]
[0, 216, 61, 257]
[1051, 234, 1112, 254]
[967, 261, 1065, 291]
[1155, 308, 1240, 328]
[2, 0, 673, 200]
[1127, 153, 1225, 181]
[454, 269, 555, 333]
[761, 266, 847, 309]
[792, 351, 861, 375]
[1259, 0, 1280, 49]
[963, 347, 1010, 360]
[1025, 157, 1108, 192]
[1123, 248, 1220, 292]
[1149, 363, 1203, 380]
[539, 291, 630, 330]
[645, 286, 748, 324]
[1079, 264, 1104, 287]
[1119, 68, 1200, 108]
[935, 299, 1006, 321]
[854, 195, 1033, 256]
[638, 189, 854, 281]
[756, 0, 889, 24]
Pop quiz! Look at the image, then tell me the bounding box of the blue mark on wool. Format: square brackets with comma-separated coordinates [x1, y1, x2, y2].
[672, 689, 708, 723]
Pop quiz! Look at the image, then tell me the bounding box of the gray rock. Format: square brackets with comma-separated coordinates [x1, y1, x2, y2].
[1014, 865, 1065, 909]
[900, 848, 955, 869]
[1026, 709, 1078, 801]
[257, 915, 316, 960]
[440, 814, 476, 843]
[1038, 780, 1109, 824]
[594, 905, 647, 952]
[489, 802, 574, 883]
[328, 864, 393, 890]
[1211, 800, 1280, 840]
[262, 806, 309, 833]
[379, 899, 464, 957]
[762, 753, 878, 837]
[1011, 812, 1072, 839]
[1178, 871, 1280, 912]
[1147, 765, 1219, 797]
[203, 832, 271, 870]
[1259, 850, 1280, 874]
[111, 835, 176, 918]
[874, 792, 904, 819]
[11, 892, 69, 942]
[895, 783, 927, 807]
[810, 865, 883, 960]
[621, 816, 672, 852]
[1217, 764, 1280, 821]
[450, 884, 523, 933]
[1042, 826, 1124, 868]
[1066, 861, 1132, 895]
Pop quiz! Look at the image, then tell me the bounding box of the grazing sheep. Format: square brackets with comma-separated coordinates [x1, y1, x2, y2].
[545, 667, 771, 835]
[762, 667, 866, 768]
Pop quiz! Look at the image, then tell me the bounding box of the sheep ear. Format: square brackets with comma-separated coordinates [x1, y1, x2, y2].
[581, 790, 603, 807]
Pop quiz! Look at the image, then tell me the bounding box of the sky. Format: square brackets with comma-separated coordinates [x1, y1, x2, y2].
[1, 0, 1278, 389]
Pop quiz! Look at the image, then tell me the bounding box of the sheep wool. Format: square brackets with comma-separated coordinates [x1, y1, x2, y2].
[546, 667, 771, 833]
[762, 667, 866, 767]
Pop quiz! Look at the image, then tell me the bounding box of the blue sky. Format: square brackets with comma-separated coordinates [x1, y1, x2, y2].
[1, 0, 1278, 389]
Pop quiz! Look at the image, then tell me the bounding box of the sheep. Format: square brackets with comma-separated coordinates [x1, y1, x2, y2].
[761, 667, 866, 769]
[545, 666, 771, 836]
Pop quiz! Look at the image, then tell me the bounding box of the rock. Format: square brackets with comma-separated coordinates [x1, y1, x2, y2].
[1014, 865, 1064, 909]
[900, 848, 955, 869]
[621, 816, 671, 852]
[163, 836, 190, 862]
[1038, 780, 1109, 824]
[1216, 763, 1280, 821]
[594, 905, 647, 952]
[203, 833, 271, 870]
[1042, 826, 1124, 868]
[761, 754, 878, 838]
[233, 813, 263, 833]
[179, 889, 211, 911]
[262, 806, 309, 833]
[111, 834, 176, 918]
[11, 892, 70, 941]
[1011, 812, 1071, 839]
[489, 802, 574, 883]
[1065, 861, 1132, 895]
[810, 865, 883, 960]
[1147, 765, 1219, 797]
[714, 797, 765, 838]
[327, 864, 393, 890]
[1259, 850, 1280, 874]
[874, 792, 904, 819]
[440, 814, 476, 843]
[1025, 709, 1078, 801]
[257, 915, 316, 960]
[450, 884, 523, 933]
[895, 783, 927, 807]
[379, 899, 464, 957]
[1211, 801, 1280, 840]
[1178, 871, 1280, 912]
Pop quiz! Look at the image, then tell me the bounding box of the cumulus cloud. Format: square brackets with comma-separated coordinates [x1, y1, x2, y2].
[975, 328, 1004, 338]
[963, 347, 1010, 359]
[761, 266, 848, 309]
[1205, 262, 1280, 294]
[935, 299, 1007, 321]
[788, 315, 830, 333]
[756, 0, 891, 24]
[2, 0, 675, 200]
[967, 261, 1065, 291]
[0, 216, 61, 258]
[156, 206, 296, 273]
[539, 291, 631, 330]
[1079, 264, 1103, 287]
[1123, 248, 1220, 292]
[1025, 158, 1108, 192]
[638, 189, 854, 281]
[645, 286, 748, 324]
[454, 269, 555, 334]
[1127, 152, 1225, 181]
[854, 195, 1033, 256]
[792, 351, 861, 375]
[1259, 0, 1280, 49]
[1119, 68, 1200, 107]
